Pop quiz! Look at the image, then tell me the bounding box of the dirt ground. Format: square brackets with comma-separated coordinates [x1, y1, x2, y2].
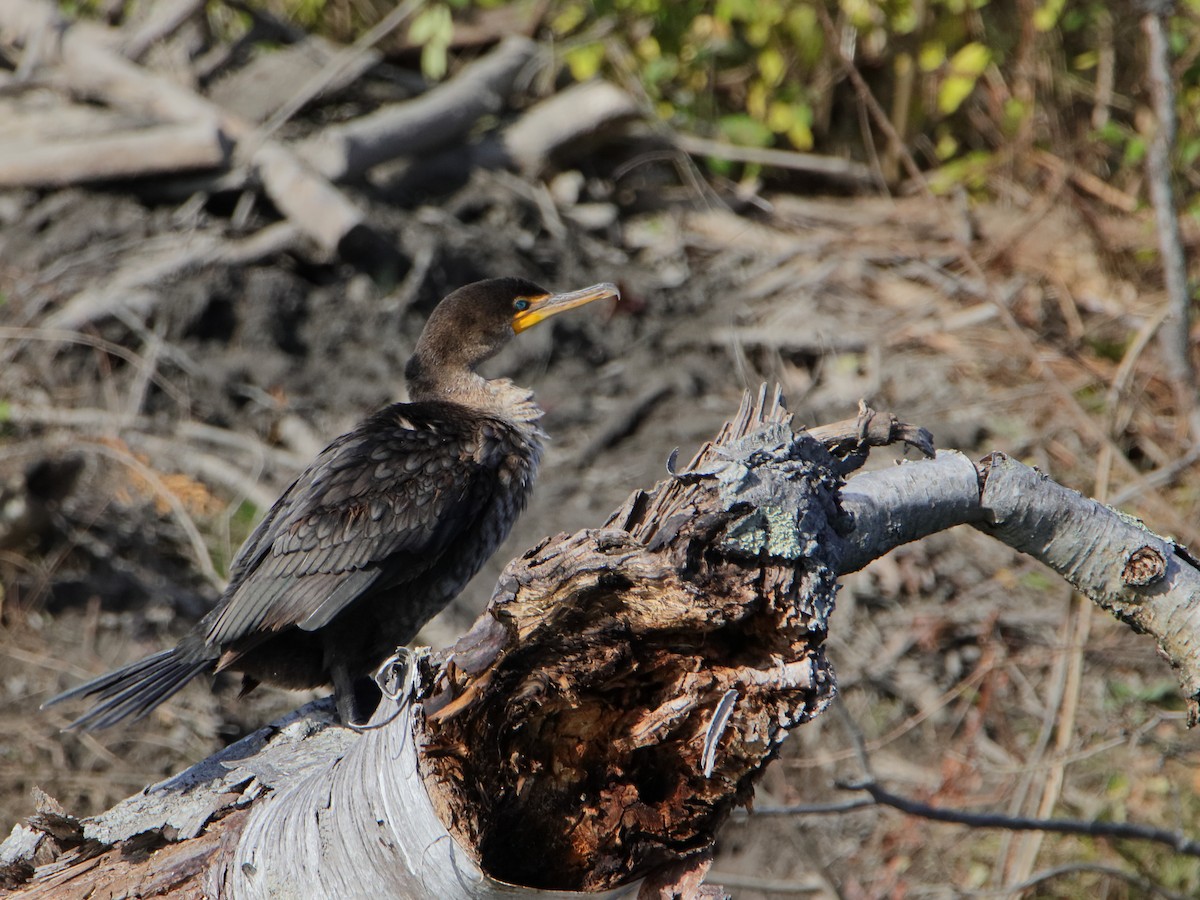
[1, 89, 1199, 900]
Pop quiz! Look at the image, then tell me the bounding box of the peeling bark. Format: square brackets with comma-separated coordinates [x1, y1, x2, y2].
[417, 387, 845, 891]
[4, 387, 1199, 897]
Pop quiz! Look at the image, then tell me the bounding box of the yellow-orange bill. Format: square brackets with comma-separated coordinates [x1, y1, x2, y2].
[512, 282, 620, 333]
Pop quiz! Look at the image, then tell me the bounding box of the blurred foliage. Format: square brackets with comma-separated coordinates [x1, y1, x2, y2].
[262, 0, 1200, 204]
[269, 0, 490, 79]
[548, 0, 1200, 199]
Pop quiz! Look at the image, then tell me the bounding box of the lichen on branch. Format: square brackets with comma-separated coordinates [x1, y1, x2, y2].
[417, 385, 850, 891]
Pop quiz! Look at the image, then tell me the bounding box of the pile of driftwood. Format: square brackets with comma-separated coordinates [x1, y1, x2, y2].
[0, 0, 649, 327]
[0, 0, 877, 326]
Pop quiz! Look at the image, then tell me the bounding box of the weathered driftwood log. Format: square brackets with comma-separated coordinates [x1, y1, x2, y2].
[496, 80, 641, 177]
[0, 122, 228, 189]
[299, 35, 539, 181]
[3, 387, 1199, 898]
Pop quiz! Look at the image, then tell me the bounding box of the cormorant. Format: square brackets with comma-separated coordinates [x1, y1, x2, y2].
[44, 277, 619, 729]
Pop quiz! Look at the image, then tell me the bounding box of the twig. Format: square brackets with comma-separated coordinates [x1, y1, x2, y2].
[738, 798, 875, 817]
[1091, 10, 1116, 130]
[176, 420, 308, 471]
[702, 871, 826, 895]
[975, 862, 1192, 900]
[0, 403, 298, 511]
[833, 699, 875, 781]
[123, 323, 165, 422]
[77, 439, 223, 590]
[807, 403, 935, 460]
[674, 134, 877, 189]
[1108, 443, 1200, 506]
[126, 433, 278, 512]
[710, 325, 867, 356]
[816, 5, 927, 192]
[495, 78, 639, 176]
[0, 327, 191, 411]
[45, 222, 299, 330]
[1032, 149, 1137, 213]
[837, 778, 1200, 856]
[571, 380, 673, 464]
[1000, 591, 1090, 885]
[1141, 2, 1194, 398]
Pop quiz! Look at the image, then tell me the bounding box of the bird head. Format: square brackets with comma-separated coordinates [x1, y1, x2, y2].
[407, 278, 620, 393]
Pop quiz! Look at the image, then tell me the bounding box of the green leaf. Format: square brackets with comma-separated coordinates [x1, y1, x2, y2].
[891, 2, 919, 34]
[409, 5, 453, 81]
[1093, 120, 1126, 146]
[758, 47, 785, 86]
[705, 155, 734, 177]
[787, 120, 814, 150]
[766, 100, 795, 132]
[1002, 98, 1028, 136]
[935, 130, 959, 160]
[925, 150, 993, 194]
[1182, 138, 1200, 167]
[745, 19, 770, 47]
[421, 42, 448, 81]
[550, 2, 587, 34]
[565, 42, 607, 81]
[714, 0, 759, 24]
[636, 35, 661, 61]
[1124, 136, 1146, 167]
[1033, 0, 1066, 32]
[937, 42, 990, 115]
[919, 41, 946, 73]
[408, 6, 441, 44]
[718, 114, 774, 147]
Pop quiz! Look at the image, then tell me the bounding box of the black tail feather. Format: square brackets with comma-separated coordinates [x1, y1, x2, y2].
[42, 649, 213, 731]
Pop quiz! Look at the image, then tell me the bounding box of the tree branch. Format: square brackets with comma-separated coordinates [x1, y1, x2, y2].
[1141, 2, 1194, 393]
[4, 387, 1200, 896]
[836, 778, 1200, 856]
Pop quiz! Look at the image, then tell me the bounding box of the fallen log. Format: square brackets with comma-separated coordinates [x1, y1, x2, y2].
[0, 122, 227, 188]
[3, 387, 1198, 897]
[493, 79, 641, 177]
[299, 34, 539, 181]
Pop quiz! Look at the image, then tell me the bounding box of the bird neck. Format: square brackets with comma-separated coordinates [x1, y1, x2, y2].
[407, 362, 544, 427]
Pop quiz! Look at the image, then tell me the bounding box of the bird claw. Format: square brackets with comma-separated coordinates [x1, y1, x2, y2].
[374, 647, 425, 701]
[340, 649, 427, 733]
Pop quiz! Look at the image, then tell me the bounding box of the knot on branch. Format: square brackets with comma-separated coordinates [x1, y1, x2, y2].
[1122, 545, 1167, 587]
[417, 386, 846, 891]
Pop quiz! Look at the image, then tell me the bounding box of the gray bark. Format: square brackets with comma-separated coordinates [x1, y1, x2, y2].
[299, 35, 539, 181]
[4, 389, 1199, 897]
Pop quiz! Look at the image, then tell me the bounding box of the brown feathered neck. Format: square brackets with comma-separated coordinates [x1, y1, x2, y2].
[405, 278, 549, 425]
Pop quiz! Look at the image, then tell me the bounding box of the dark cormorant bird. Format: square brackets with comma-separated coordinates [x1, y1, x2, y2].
[44, 277, 619, 730]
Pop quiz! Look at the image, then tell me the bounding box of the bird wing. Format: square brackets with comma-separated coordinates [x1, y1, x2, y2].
[202, 404, 498, 646]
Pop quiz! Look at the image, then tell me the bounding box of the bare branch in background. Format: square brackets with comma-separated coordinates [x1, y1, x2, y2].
[1141, 2, 1194, 401]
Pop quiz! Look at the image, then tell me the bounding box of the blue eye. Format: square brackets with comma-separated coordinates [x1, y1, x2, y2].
[514, 298, 530, 311]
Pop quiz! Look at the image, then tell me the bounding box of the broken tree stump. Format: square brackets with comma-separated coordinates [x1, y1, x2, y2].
[3, 386, 1199, 898]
